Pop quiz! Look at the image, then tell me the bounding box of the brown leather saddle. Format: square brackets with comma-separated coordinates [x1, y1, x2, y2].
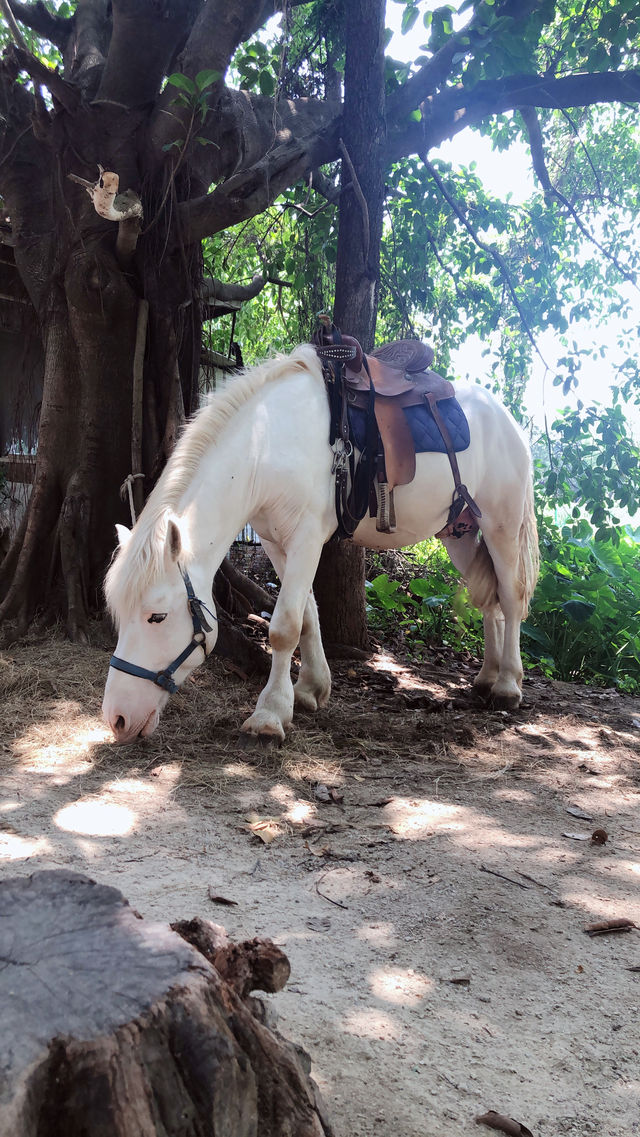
[313, 325, 481, 536]
[341, 336, 455, 491]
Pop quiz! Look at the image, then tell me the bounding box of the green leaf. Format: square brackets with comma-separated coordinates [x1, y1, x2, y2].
[562, 598, 596, 623]
[167, 72, 197, 95]
[195, 69, 221, 92]
[259, 70, 276, 97]
[402, 5, 419, 34]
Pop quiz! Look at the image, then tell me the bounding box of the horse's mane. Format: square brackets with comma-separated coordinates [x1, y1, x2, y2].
[105, 344, 321, 623]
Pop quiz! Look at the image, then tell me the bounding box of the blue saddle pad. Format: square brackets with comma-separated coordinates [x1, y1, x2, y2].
[348, 396, 470, 455]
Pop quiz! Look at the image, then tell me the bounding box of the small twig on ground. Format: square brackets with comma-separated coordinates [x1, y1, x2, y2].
[479, 864, 530, 890]
[315, 871, 349, 909]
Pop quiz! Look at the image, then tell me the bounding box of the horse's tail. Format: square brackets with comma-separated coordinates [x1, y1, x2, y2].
[465, 467, 539, 615]
[518, 470, 539, 617]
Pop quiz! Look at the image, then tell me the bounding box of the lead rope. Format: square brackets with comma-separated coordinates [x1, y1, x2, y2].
[119, 473, 146, 526]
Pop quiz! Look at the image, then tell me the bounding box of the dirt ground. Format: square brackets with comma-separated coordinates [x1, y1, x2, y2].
[1, 627, 639, 1137]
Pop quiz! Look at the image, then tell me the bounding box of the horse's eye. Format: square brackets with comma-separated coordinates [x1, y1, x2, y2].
[147, 613, 167, 624]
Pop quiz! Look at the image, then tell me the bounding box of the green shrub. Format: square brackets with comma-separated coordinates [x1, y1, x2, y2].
[366, 527, 640, 692]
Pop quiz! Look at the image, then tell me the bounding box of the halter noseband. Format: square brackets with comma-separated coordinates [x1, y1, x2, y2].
[109, 566, 217, 695]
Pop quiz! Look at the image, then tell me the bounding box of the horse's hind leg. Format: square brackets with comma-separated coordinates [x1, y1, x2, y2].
[441, 532, 502, 695]
[242, 532, 329, 741]
[441, 529, 522, 707]
[260, 537, 331, 713]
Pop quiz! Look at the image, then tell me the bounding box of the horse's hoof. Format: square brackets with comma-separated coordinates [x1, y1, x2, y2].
[238, 731, 282, 751]
[294, 689, 319, 713]
[472, 683, 493, 702]
[490, 691, 521, 711]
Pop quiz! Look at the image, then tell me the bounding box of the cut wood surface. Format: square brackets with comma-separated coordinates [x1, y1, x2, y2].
[0, 870, 332, 1137]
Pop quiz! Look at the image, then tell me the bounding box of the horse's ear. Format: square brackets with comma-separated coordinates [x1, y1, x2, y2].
[165, 517, 182, 563]
[115, 524, 131, 549]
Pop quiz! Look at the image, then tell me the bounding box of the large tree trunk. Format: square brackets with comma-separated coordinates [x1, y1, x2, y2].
[0, 81, 202, 639]
[313, 0, 387, 652]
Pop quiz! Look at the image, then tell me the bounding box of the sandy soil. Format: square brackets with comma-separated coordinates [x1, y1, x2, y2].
[1, 631, 639, 1136]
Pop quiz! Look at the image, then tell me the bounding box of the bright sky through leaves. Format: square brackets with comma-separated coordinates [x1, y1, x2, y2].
[386, 1, 640, 437]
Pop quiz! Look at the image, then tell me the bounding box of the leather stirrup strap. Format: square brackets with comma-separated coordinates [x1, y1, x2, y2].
[425, 392, 482, 520]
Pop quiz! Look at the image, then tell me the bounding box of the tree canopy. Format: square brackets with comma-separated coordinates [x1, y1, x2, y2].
[1, 0, 640, 638]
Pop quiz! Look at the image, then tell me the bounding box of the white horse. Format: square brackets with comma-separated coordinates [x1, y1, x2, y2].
[102, 344, 538, 743]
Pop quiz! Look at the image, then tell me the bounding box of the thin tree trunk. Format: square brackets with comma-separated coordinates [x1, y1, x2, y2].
[314, 0, 387, 652]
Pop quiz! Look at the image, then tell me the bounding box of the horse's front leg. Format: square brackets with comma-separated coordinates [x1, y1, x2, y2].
[242, 533, 328, 742]
[260, 537, 331, 716]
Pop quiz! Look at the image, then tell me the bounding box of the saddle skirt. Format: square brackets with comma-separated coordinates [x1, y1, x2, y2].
[342, 341, 459, 491]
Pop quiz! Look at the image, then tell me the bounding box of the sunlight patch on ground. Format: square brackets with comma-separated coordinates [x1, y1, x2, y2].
[382, 796, 565, 852]
[268, 783, 317, 824]
[342, 1007, 402, 1042]
[357, 922, 397, 948]
[54, 799, 136, 837]
[369, 966, 433, 1007]
[222, 762, 262, 779]
[0, 831, 50, 860]
[382, 796, 462, 839]
[284, 799, 316, 824]
[12, 704, 111, 778]
[492, 787, 537, 804]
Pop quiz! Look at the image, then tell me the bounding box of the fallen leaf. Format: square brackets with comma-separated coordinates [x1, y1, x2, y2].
[584, 918, 636, 937]
[476, 1110, 533, 1136]
[562, 831, 592, 841]
[243, 815, 280, 844]
[591, 828, 608, 845]
[566, 805, 594, 821]
[207, 888, 238, 906]
[329, 787, 344, 804]
[315, 783, 331, 803]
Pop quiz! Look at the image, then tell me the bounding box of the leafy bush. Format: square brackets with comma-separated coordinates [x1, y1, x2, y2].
[365, 541, 483, 658]
[366, 527, 640, 692]
[523, 520, 640, 691]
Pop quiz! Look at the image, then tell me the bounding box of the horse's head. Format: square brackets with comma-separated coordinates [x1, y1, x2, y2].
[102, 516, 218, 743]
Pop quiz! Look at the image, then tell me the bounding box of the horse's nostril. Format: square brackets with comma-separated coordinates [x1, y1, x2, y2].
[115, 715, 125, 732]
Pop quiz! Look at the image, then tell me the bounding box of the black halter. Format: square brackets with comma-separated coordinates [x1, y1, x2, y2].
[109, 566, 217, 695]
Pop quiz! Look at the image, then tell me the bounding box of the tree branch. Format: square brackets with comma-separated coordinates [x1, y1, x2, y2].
[519, 105, 639, 291]
[201, 271, 291, 303]
[389, 0, 543, 122]
[7, 0, 69, 48]
[94, 0, 203, 108]
[176, 104, 341, 245]
[423, 154, 550, 369]
[0, 0, 28, 49]
[559, 108, 604, 201]
[308, 166, 339, 204]
[70, 0, 110, 82]
[387, 70, 640, 164]
[9, 45, 80, 113]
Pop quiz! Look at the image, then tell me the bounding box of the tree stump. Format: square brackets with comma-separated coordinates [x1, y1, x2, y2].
[0, 871, 333, 1137]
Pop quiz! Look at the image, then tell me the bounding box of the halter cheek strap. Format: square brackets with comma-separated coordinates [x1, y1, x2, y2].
[109, 566, 217, 695]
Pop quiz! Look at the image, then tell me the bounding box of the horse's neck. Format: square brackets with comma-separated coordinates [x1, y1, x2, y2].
[179, 409, 258, 571]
